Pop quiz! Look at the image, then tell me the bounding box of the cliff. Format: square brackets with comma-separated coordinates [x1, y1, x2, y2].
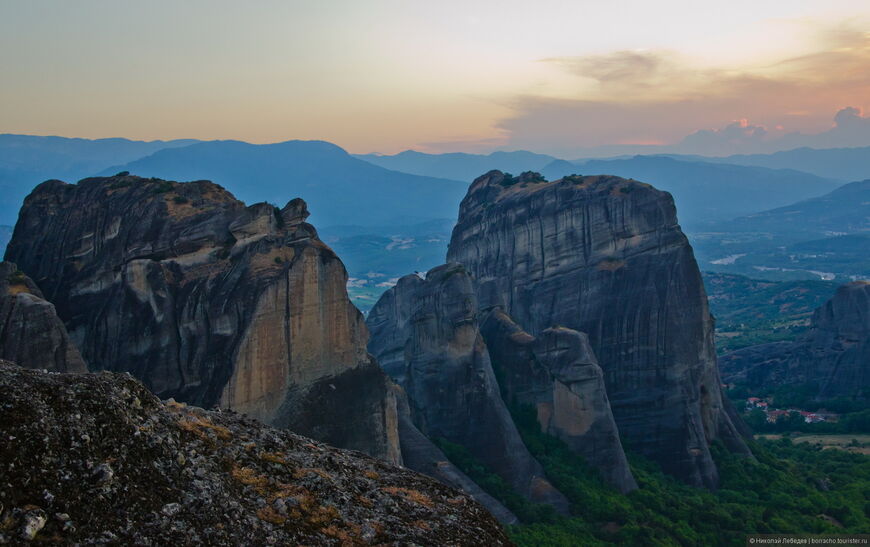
[392, 384, 520, 524]
[447, 171, 750, 488]
[0, 261, 86, 373]
[480, 309, 636, 493]
[0, 362, 510, 545]
[366, 263, 569, 513]
[5, 174, 399, 463]
[720, 281, 869, 400]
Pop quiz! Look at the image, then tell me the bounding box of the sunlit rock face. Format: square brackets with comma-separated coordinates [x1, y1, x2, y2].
[367, 263, 569, 513]
[447, 171, 750, 488]
[6, 175, 400, 463]
[721, 281, 870, 401]
[0, 261, 87, 373]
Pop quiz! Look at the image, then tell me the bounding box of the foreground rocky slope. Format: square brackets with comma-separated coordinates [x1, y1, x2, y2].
[447, 171, 750, 488]
[5, 175, 399, 462]
[720, 281, 869, 400]
[0, 362, 509, 545]
[0, 261, 86, 373]
[367, 264, 569, 513]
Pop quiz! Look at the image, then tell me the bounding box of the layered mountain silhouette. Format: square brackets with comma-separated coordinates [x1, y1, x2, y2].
[672, 146, 870, 182]
[541, 156, 842, 226]
[0, 134, 197, 225]
[724, 180, 870, 238]
[101, 140, 468, 227]
[355, 150, 557, 182]
[354, 150, 842, 227]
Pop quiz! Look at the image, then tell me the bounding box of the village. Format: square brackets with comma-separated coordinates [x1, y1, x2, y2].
[745, 397, 838, 424]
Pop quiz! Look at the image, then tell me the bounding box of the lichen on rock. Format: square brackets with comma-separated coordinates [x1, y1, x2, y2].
[0, 362, 510, 545]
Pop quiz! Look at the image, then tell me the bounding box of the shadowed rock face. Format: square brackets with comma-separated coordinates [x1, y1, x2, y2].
[720, 281, 870, 401]
[0, 362, 511, 545]
[0, 262, 86, 373]
[390, 384, 519, 525]
[480, 309, 636, 493]
[367, 263, 569, 512]
[5, 175, 400, 463]
[447, 170, 749, 488]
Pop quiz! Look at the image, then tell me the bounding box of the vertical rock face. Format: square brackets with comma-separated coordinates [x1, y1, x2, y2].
[367, 263, 569, 512]
[5, 175, 400, 463]
[720, 281, 869, 400]
[480, 309, 636, 493]
[390, 384, 519, 525]
[802, 281, 869, 400]
[0, 262, 87, 373]
[447, 171, 749, 488]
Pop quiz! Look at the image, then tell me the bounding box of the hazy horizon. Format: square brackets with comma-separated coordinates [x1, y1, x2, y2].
[2, 1, 869, 157]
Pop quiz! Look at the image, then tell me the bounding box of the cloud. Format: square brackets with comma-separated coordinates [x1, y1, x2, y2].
[543, 50, 666, 89]
[678, 107, 870, 155]
[495, 23, 870, 157]
[678, 119, 771, 155]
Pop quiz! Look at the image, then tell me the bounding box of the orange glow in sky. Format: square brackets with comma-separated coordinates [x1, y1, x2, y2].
[1, 1, 868, 155]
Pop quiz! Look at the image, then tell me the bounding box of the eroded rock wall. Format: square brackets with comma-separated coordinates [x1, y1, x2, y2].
[447, 171, 749, 487]
[6, 176, 399, 462]
[367, 263, 569, 512]
[480, 308, 636, 493]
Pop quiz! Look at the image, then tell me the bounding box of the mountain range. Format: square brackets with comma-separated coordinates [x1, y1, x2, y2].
[671, 146, 870, 182]
[691, 180, 870, 283]
[355, 150, 557, 182]
[0, 134, 197, 225]
[724, 180, 870, 237]
[2, 135, 866, 290]
[99, 140, 469, 227]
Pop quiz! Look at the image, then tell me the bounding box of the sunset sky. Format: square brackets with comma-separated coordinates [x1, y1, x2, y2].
[1, 0, 868, 155]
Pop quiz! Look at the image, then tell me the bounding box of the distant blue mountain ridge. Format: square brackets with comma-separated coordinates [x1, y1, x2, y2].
[98, 140, 469, 228]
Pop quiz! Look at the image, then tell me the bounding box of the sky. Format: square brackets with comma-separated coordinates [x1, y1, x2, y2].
[1, 0, 869, 156]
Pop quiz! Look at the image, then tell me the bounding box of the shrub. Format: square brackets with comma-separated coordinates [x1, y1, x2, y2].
[499, 173, 519, 187]
[519, 171, 547, 183]
[152, 180, 173, 194]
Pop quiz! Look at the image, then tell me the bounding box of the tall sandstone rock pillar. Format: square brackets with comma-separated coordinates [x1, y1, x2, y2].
[480, 309, 637, 493]
[367, 264, 569, 513]
[447, 171, 750, 488]
[5, 175, 400, 463]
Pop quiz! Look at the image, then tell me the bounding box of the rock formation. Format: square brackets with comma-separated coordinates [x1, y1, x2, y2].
[720, 281, 869, 400]
[5, 175, 399, 463]
[391, 384, 519, 524]
[0, 261, 86, 373]
[480, 309, 636, 493]
[0, 362, 510, 545]
[447, 170, 750, 488]
[367, 263, 569, 512]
